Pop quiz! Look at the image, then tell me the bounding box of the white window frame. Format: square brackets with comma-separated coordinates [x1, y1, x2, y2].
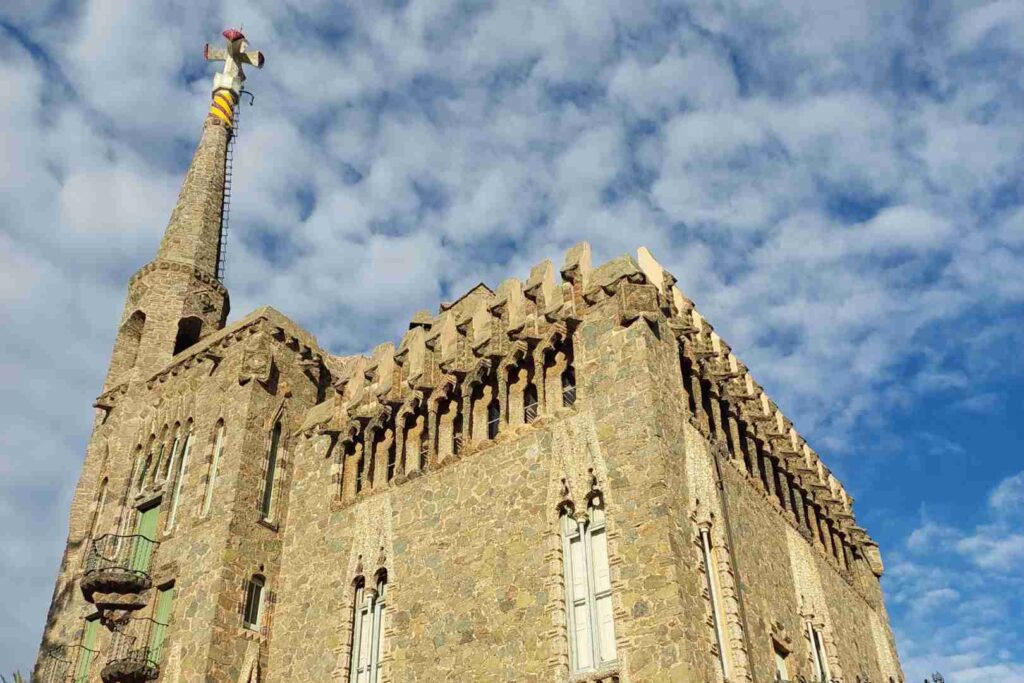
[164, 427, 192, 532]
[201, 423, 225, 517]
[700, 528, 730, 679]
[773, 639, 791, 682]
[243, 576, 264, 631]
[808, 622, 831, 682]
[561, 499, 617, 673]
[349, 575, 387, 683]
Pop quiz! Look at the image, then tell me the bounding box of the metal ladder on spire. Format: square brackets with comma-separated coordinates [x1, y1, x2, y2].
[217, 90, 254, 284]
[216, 104, 237, 284]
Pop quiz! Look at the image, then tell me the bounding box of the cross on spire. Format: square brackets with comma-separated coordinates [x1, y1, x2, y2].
[204, 28, 265, 97]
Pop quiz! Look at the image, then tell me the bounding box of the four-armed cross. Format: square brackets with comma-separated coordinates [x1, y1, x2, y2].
[204, 28, 264, 97]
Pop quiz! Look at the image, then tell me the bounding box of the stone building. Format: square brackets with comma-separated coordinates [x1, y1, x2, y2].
[34, 30, 903, 683]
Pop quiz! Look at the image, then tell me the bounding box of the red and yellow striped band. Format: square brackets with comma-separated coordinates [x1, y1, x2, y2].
[209, 89, 238, 127]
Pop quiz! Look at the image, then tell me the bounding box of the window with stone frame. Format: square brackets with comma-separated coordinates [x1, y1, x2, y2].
[772, 639, 791, 682]
[259, 421, 282, 520]
[157, 423, 181, 483]
[242, 574, 265, 630]
[561, 366, 577, 407]
[808, 621, 831, 682]
[699, 526, 730, 679]
[487, 397, 500, 439]
[200, 420, 226, 517]
[561, 494, 616, 673]
[523, 383, 539, 424]
[349, 571, 387, 683]
[164, 421, 192, 532]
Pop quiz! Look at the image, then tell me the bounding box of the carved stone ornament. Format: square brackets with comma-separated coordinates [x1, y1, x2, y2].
[239, 342, 273, 385]
[617, 282, 661, 326]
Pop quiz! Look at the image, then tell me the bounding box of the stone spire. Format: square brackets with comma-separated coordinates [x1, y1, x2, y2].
[101, 30, 264, 390]
[155, 29, 264, 277]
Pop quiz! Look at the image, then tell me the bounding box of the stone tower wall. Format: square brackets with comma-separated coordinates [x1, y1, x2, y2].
[37, 243, 904, 683]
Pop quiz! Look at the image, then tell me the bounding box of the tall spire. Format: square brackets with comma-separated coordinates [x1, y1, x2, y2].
[155, 29, 264, 277]
[102, 31, 264, 390]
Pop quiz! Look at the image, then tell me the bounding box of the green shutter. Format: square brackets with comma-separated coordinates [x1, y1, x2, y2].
[73, 618, 99, 683]
[149, 585, 175, 664]
[131, 504, 160, 573]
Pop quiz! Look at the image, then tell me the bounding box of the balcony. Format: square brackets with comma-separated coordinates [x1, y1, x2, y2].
[81, 534, 158, 615]
[37, 643, 100, 683]
[100, 618, 167, 683]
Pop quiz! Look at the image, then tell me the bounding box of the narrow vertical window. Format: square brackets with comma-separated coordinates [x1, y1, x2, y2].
[136, 440, 154, 493]
[73, 617, 100, 683]
[349, 572, 387, 683]
[88, 478, 108, 540]
[354, 450, 364, 494]
[524, 384, 539, 424]
[808, 622, 830, 682]
[386, 435, 397, 482]
[487, 398, 500, 439]
[149, 584, 175, 664]
[772, 640, 790, 682]
[243, 575, 265, 630]
[260, 422, 281, 520]
[158, 425, 181, 483]
[561, 367, 577, 407]
[561, 496, 617, 673]
[700, 528, 730, 679]
[165, 424, 192, 531]
[201, 422, 225, 517]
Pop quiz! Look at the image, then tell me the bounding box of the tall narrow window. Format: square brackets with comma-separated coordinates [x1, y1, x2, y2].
[88, 478, 108, 540]
[808, 622, 830, 682]
[165, 424, 192, 532]
[201, 422, 225, 517]
[561, 367, 577, 407]
[136, 441, 154, 493]
[562, 496, 616, 673]
[349, 572, 387, 683]
[772, 640, 790, 682]
[149, 584, 175, 664]
[699, 528, 730, 679]
[524, 384, 539, 424]
[260, 422, 281, 520]
[158, 425, 180, 483]
[487, 399, 500, 439]
[243, 575, 264, 630]
[73, 617, 100, 683]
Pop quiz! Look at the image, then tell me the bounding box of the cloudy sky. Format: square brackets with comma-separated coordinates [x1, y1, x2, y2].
[1, 0, 1022, 679]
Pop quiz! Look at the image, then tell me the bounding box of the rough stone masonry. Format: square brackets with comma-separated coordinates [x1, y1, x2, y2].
[34, 29, 903, 683]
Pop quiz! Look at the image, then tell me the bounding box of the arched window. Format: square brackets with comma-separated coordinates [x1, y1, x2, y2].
[109, 310, 146, 377]
[136, 439, 154, 493]
[487, 398, 500, 439]
[260, 422, 282, 520]
[524, 384, 539, 424]
[201, 421, 225, 517]
[157, 424, 180, 484]
[243, 574, 265, 630]
[699, 527, 730, 678]
[165, 422, 192, 531]
[561, 495, 616, 673]
[349, 571, 387, 683]
[173, 317, 203, 355]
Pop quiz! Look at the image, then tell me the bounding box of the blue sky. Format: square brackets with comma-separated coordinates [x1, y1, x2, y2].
[1, 1, 1022, 680]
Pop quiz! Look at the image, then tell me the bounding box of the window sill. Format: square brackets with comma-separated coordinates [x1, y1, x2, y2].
[569, 663, 620, 683]
[257, 517, 279, 533]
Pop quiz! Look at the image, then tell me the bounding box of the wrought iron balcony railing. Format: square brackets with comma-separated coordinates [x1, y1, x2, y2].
[37, 643, 101, 683]
[101, 617, 167, 683]
[81, 534, 159, 606]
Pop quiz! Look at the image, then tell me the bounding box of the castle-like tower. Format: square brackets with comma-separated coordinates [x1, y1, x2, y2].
[35, 31, 904, 683]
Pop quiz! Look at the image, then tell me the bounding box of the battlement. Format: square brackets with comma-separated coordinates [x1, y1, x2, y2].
[293, 243, 876, 579]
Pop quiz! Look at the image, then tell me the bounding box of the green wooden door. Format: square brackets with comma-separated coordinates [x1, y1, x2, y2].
[131, 504, 159, 573]
[148, 585, 174, 664]
[74, 618, 99, 683]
